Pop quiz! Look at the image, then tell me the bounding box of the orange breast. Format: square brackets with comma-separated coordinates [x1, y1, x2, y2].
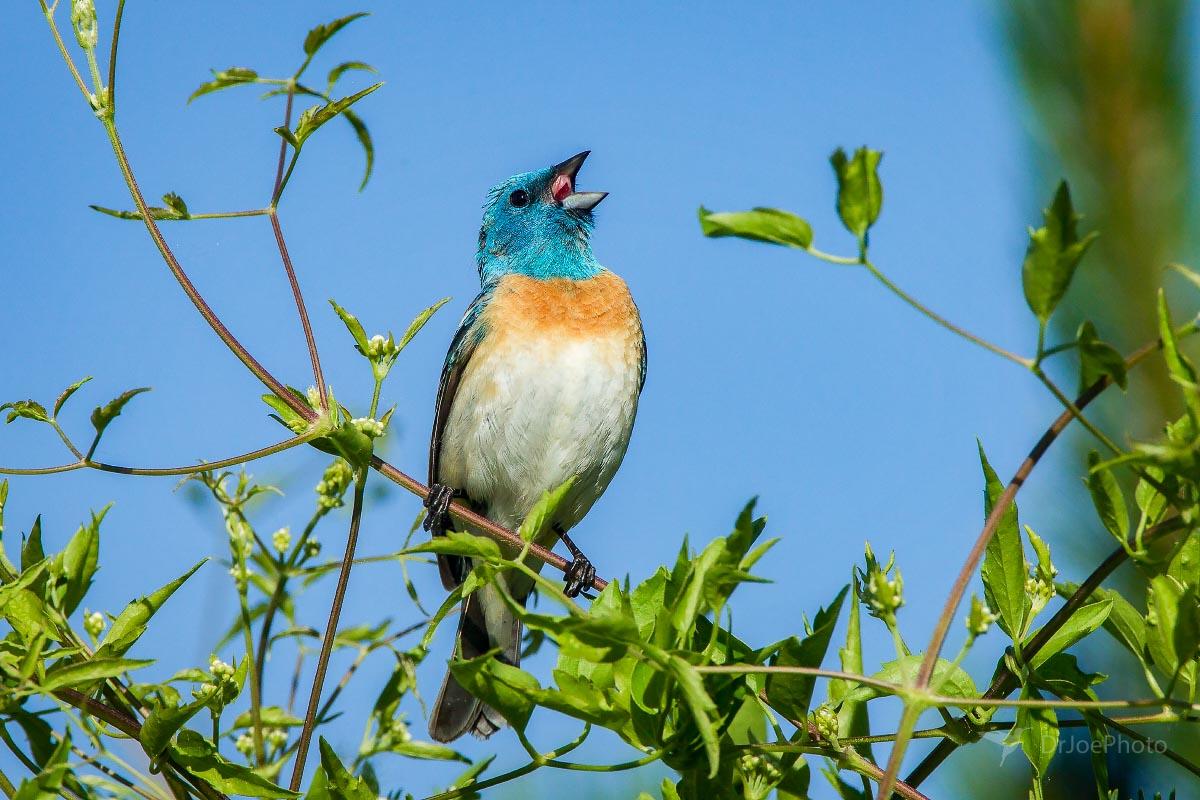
[484, 271, 642, 339]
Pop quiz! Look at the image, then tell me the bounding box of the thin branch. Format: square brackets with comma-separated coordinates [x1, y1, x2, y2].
[905, 516, 1189, 787]
[288, 470, 368, 791]
[876, 333, 1178, 800]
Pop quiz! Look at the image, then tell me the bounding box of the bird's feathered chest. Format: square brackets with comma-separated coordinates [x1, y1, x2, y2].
[436, 272, 644, 531]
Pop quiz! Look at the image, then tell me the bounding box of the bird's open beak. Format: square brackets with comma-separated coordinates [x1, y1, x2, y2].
[550, 150, 607, 212]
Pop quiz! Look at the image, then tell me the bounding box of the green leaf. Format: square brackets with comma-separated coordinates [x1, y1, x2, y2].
[329, 300, 370, 353]
[1157, 290, 1200, 422]
[90, 387, 151, 441]
[397, 297, 452, 352]
[765, 586, 847, 719]
[1, 400, 50, 425]
[98, 559, 206, 657]
[518, 476, 576, 543]
[170, 730, 298, 798]
[22, 516, 44, 573]
[697, 206, 813, 249]
[409, 531, 501, 561]
[1058, 583, 1146, 666]
[327, 61, 377, 89]
[342, 108, 375, 191]
[846, 655, 978, 703]
[161, 192, 189, 219]
[40, 657, 152, 692]
[289, 83, 383, 150]
[317, 738, 374, 800]
[1025, 597, 1113, 670]
[140, 696, 208, 757]
[53, 377, 92, 418]
[1145, 575, 1200, 686]
[232, 706, 304, 729]
[1076, 321, 1126, 392]
[978, 442, 1029, 640]
[447, 653, 539, 731]
[829, 146, 883, 240]
[1084, 451, 1129, 545]
[1021, 181, 1098, 325]
[666, 654, 720, 778]
[188, 67, 259, 103]
[56, 506, 106, 615]
[12, 728, 71, 800]
[304, 13, 369, 57]
[1008, 685, 1057, 779]
[831, 574, 872, 760]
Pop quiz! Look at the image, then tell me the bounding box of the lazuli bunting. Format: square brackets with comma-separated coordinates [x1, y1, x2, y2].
[425, 151, 646, 742]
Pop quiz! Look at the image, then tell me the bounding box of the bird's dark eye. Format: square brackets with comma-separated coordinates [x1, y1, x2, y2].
[509, 189, 530, 208]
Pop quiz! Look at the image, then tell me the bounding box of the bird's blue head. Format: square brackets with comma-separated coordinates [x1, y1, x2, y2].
[476, 151, 608, 284]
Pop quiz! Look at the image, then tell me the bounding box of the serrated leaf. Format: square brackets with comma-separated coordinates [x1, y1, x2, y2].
[1, 400, 50, 425]
[846, 655, 978, 703]
[327, 61, 377, 90]
[1021, 181, 1098, 325]
[98, 559, 205, 657]
[978, 442, 1029, 640]
[1076, 321, 1126, 393]
[56, 506, 106, 615]
[40, 657, 152, 692]
[53, 377, 92, 418]
[697, 206, 813, 249]
[140, 696, 207, 757]
[90, 387, 151, 440]
[303, 13, 369, 58]
[188, 67, 260, 103]
[448, 653, 539, 731]
[316, 738, 374, 800]
[161, 192, 189, 219]
[830, 146, 883, 240]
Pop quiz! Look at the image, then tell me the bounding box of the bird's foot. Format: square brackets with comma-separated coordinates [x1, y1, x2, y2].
[423, 483, 457, 534]
[563, 555, 596, 599]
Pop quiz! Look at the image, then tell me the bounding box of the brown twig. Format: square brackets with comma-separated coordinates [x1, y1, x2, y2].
[875, 336, 1168, 798]
[289, 471, 368, 791]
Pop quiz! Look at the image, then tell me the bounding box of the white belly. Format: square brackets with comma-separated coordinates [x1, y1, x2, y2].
[437, 332, 640, 540]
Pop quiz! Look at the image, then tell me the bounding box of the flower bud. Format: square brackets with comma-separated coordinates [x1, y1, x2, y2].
[965, 594, 998, 640]
[71, 0, 98, 49]
[272, 527, 291, 555]
[351, 417, 385, 439]
[235, 733, 254, 757]
[209, 655, 235, 680]
[856, 542, 904, 624]
[316, 458, 353, 509]
[809, 703, 839, 743]
[83, 609, 106, 637]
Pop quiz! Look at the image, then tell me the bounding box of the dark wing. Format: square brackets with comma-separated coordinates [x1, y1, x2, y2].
[428, 290, 490, 589]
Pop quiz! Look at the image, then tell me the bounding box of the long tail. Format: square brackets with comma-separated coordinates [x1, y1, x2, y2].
[429, 582, 522, 742]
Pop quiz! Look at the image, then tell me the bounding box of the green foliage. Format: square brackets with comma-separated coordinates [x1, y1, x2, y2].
[978, 442, 1030, 640]
[696, 207, 813, 249]
[829, 147, 883, 242]
[1021, 181, 1098, 326]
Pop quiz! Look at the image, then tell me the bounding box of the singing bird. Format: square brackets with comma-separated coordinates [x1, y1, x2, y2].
[424, 151, 646, 742]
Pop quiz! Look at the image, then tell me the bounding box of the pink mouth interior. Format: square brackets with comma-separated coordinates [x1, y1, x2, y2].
[551, 173, 573, 203]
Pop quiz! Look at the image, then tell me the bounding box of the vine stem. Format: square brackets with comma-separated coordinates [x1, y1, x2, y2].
[268, 82, 328, 410]
[288, 469, 368, 792]
[877, 333, 1186, 799]
[0, 430, 320, 477]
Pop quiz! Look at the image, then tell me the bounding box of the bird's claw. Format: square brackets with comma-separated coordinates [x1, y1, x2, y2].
[563, 556, 596, 598]
[423, 483, 456, 534]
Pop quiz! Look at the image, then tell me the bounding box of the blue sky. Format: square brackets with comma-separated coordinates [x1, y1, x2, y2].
[3, 2, 1195, 798]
